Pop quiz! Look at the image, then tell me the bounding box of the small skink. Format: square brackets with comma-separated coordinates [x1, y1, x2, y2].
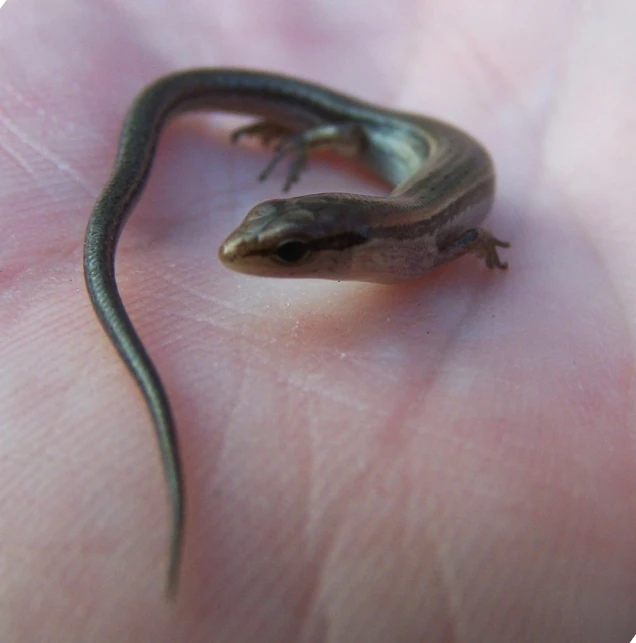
[83, 68, 509, 597]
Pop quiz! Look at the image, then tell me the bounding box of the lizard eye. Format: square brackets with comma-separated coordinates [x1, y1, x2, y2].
[273, 240, 311, 264]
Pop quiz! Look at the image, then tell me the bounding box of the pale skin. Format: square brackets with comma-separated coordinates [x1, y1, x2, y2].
[1, 0, 635, 641]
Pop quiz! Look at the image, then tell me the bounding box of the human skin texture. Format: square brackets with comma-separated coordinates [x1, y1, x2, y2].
[1, 0, 635, 641]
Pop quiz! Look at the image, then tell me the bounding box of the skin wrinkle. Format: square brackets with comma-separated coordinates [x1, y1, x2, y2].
[310, 463, 379, 637]
[535, 22, 632, 389]
[289, 419, 331, 643]
[400, 398, 514, 641]
[176, 286, 390, 375]
[538, 185, 634, 422]
[0, 131, 40, 184]
[297, 506, 336, 641]
[276, 345, 377, 412]
[410, 476, 462, 641]
[360, 443, 435, 637]
[442, 14, 517, 110]
[354, 323, 458, 635]
[545, 20, 636, 428]
[0, 112, 93, 194]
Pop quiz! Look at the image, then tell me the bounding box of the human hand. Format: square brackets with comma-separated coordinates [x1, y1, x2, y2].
[1, 1, 635, 641]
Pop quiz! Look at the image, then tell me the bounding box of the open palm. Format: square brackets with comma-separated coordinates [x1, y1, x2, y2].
[1, 0, 635, 641]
